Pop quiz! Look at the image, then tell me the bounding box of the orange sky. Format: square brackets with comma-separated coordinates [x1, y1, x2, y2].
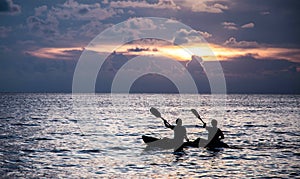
[26, 43, 300, 63]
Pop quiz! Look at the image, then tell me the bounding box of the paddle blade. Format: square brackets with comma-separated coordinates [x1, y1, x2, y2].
[191, 109, 200, 118]
[150, 107, 161, 118]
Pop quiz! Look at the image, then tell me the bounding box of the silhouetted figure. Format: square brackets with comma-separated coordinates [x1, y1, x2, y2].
[198, 119, 226, 148]
[164, 118, 189, 152]
[205, 119, 224, 146]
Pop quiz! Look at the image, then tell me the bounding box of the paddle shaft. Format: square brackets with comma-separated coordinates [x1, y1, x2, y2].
[160, 117, 171, 126]
[191, 109, 206, 127]
[197, 116, 205, 125]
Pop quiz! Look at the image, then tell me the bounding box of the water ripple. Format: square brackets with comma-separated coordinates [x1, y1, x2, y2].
[0, 94, 299, 178]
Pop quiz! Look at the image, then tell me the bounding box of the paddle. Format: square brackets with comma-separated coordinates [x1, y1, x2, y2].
[150, 107, 171, 126]
[191, 109, 206, 128]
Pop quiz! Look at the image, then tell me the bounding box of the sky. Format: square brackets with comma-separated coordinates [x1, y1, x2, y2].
[0, 0, 299, 93]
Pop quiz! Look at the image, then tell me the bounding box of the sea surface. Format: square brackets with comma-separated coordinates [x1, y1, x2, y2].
[0, 94, 299, 178]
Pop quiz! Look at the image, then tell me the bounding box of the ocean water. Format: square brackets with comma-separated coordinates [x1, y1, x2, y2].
[0, 94, 299, 178]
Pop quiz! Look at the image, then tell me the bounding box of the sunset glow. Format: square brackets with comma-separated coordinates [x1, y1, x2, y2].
[28, 43, 300, 63]
[210, 44, 300, 63]
[26, 47, 84, 60]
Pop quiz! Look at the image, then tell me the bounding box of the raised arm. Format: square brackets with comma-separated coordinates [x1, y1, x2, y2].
[164, 120, 175, 130]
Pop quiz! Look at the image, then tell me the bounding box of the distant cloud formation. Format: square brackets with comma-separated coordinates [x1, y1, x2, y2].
[222, 22, 238, 30]
[220, 56, 300, 94]
[174, 28, 212, 45]
[0, 0, 21, 15]
[34, 5, 47, 16]
[109, 0, 231, 13]
[184, 0, 229, 13]
[223, 37, 259, 48]
[55, 0, 117, 20]
[260, 11, 270, 15]
[127, 47, 150, 52]
[241, 22, 255, 29]
[26, 15, 59, 39]
[122, 18, 157, 31]
[222, 22, 255, 30]
[25, 47, 83, 60]
[110, 0, 180, 10]
[25, 1, 122, 44]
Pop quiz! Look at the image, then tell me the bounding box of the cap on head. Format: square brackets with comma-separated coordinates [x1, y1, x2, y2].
[211, 119, 217, 127]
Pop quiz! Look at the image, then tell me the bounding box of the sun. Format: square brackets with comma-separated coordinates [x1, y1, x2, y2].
[159, 45, 192, 61]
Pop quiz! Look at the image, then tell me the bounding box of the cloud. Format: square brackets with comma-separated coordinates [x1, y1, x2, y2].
[101, 51, 300, 94]
[260, 11, 270, 15]
[190, 1, 228, 13]
[123, 18, 157, 30]
[0, 0, 21, 15]
[76, 20, 110, 38]
[222, 21, 254, 31]
[110, 0, 180, 10]
[223, 57, 300, 94]
[0, 26, 11, 38]
[222, 21, 238, 30]
[25, 47, 83, 60]
[179, 0, 230, 13]
[173, 28, 212, 45]
[26, 1, 122, 45]
[185, 54, 300, 93]
[127, 38, 170, 46]
[127, 9, 135, 15]
[52, 0, 117, 21]
[26, 15, 59, 39]
[127, 47, 150, 52]
[241, 22, 254, 29]
[223, 37, 259, 48]
[34, 5, 47, 16]
[109, 18, 158, 42]
[157, 0, 180, 9]
[102, 0, 109, 4]
[211, 41, 300, 63]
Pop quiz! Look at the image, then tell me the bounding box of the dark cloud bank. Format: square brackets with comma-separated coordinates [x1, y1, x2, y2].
[0, 53, 299, 94]
[0, 0, 21, 15]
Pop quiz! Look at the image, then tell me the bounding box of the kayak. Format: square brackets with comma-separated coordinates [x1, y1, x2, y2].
[142, 135, 199, 149]
[142, 135, 229, 149]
